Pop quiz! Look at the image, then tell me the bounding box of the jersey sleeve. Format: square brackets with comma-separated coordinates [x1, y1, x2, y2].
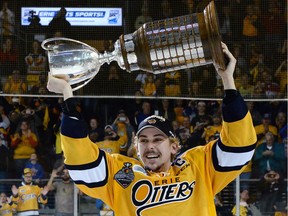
[211, 91, 256, 193]
[183, 91, 257, 195]
[60, 113, 117, 209]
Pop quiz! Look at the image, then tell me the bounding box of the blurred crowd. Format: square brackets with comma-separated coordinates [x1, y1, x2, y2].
[0, 0, 287, 215]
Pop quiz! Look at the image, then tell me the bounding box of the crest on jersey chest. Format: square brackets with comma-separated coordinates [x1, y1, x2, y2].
[114, 162, 135, 188]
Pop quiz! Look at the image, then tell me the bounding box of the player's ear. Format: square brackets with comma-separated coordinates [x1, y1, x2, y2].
[170, 141, 178, 155]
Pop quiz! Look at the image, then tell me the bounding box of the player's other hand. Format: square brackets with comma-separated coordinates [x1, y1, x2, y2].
[217, 42, 236, 79]
[47, 73, 71, 94]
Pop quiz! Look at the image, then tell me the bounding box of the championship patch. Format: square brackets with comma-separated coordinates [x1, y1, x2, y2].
[114, 162, 134, 188]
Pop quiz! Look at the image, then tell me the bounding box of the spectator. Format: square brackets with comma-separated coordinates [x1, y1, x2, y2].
[0, 104, 10, 130]
[246, 101, 262, 126]
[242, 4, 262, 41]
[249, 53, 271, 85]
[95, 125, 126, 154]
[53, 112, 63, 162]
[141, 74, 156, 96]
[198, 68, 217, 96]
[177, 127, 195, 154]
[202, 113, 222, 144]
[24, 40, 47, 91]
[183, 100, 197, 122]
[47, 169, 75, 216]
[134, 4, 153, 30]
[254, 113, 278, 145]
[274, 60, 287, 98]
[238, 73, 254, 98]
[95, 199, 113, 216]
[0, 125, 9, 192]
[177, 116, 191, 143]
[214, 193, 230, 216]
[0, 1, 15, 36]
[261, 2, 285, 51]
[219, 5, 232, 41]
[0, 38, 19, 75]
[258, 170, 284, 215]
[88, 117, 104, 143]
[7, 97, 25, 135]
[275, 112, 287, 143]
[48, 7, 71, 36]
[157, 99, 175, 122]
[11, 168, 48, 215]
[191, 101, 212, 128]
[232, 44, 248, 73]
[135, 100, 153, 127]
[253, 132, 285, 177]
[24, 153, 45, 185]
[124, 90, 143, 129]
[111, 109, 135, 155]
[105, 63, 125, 95]
[164, 71, 181, 97]
[135, 71, 148, 92]
[0, 192, 17, 216]
[230, 0, 246, 41]
[261, 71, 280, 99]
[30, 73, 49, 95]
[171, 120, 180, 136]
[174, 99, 186, 125]
[10, 120, 38, 178]
[3, 70, 27, 104]
[231, 189, 261, 216]
[189, 81, 202, 97]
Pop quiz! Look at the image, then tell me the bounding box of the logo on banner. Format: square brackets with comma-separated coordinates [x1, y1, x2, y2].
[108, 10, 120, 24]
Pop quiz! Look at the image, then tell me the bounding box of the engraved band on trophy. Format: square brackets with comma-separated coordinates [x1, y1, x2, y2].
[41, 1, 225, 91]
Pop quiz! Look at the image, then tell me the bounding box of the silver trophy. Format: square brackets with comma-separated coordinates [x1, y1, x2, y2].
[42, 1, 225, 91]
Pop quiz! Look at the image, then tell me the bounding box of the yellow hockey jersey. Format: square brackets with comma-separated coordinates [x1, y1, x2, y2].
[12, 183, 47, 216]
[61, 92, 257, 216]
[0, 202, 17, 216]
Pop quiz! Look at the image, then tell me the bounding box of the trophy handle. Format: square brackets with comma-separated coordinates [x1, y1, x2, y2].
[70, 75, 95, 91]
[203, 1, 226, 71]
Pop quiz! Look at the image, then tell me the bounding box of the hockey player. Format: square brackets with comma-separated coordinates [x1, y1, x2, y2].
[47, 42, 257, 216]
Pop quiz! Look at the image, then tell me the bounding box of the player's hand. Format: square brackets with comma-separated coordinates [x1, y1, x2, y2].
[216, 42, 237, 90]
[47, 73, 73, 100]
[47, 73, 70, 94]
[217, 42, 236, 79]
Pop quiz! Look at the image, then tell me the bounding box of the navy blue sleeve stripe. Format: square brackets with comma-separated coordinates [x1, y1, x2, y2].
[61, 115, 87, 138]
[222, 92, 248, 123]
[212, 142, 248, 172]
[218, 139, 256, 153]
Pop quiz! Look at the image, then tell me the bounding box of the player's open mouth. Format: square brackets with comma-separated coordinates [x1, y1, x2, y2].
[146, 154, 159, 159]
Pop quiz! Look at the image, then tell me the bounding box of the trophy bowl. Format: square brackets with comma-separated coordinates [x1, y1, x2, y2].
[41, 38, 101, 91]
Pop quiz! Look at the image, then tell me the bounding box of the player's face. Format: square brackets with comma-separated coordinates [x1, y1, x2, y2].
[137, 128, 177, 172]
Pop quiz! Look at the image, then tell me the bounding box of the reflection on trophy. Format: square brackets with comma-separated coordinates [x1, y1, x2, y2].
[41, 1, 225, 91]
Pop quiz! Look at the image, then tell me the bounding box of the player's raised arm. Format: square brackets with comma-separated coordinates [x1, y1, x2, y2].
[206, 42, 257, 194]
[46, 74, 114, 207]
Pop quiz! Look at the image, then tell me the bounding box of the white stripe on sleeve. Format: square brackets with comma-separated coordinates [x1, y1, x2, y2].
[216, 144, 255, 167]
[69, 156, 106, 183]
